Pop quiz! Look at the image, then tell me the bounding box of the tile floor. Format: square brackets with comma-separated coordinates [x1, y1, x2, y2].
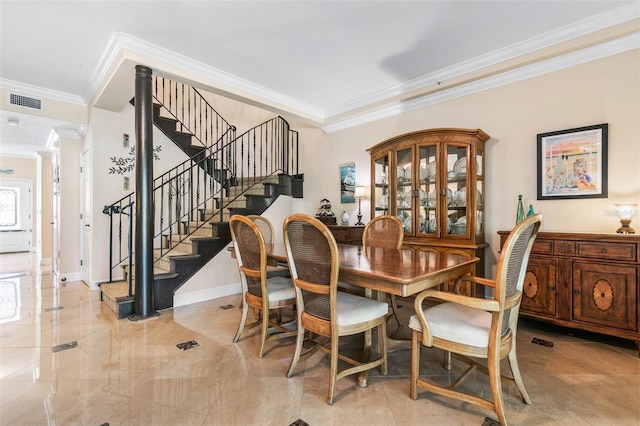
[1, 252, 638, 425]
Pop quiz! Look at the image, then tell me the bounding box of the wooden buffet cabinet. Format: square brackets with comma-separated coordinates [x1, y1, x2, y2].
[498, 230, 639, 353]
[368, 128, 490, 292]
[327, 225, 364, 245]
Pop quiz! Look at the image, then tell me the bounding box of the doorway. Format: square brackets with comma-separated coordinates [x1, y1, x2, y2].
[80, 150, 91, 286]
[0, 179, 32, 253]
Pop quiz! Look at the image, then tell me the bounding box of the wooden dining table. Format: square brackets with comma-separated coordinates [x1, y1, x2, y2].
[265, 243, 480, 386]
[267, 243, 479, 298]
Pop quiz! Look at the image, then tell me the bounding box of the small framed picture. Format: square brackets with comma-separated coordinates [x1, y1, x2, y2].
[340, 162, 356, 203]
[537, 123, 608, 200]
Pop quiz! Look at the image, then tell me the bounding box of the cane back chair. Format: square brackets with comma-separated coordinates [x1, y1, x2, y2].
[283, 213, 388, 404]
[409, 214, 542, 425]
[230, 215, 296, 358]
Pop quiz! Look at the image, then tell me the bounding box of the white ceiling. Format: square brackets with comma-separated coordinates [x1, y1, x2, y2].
[1, 0, 638, 157]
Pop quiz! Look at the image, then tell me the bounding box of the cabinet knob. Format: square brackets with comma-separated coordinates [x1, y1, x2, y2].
[574, 289, 580, 294]
[601, 248, 607, 253]
[549, 286, 555, 291]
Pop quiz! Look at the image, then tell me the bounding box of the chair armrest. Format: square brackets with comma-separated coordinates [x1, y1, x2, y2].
[453, 275, 496, 294]
[416, 290, 500, 312]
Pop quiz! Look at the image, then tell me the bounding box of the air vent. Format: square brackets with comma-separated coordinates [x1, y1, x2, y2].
[9, 93, 43, 111]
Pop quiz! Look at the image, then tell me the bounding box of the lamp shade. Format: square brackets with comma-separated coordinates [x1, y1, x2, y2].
[615, 203, 637, 220]
[354, 186, 366, 198]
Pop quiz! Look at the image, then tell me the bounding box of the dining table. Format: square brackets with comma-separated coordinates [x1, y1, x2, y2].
[264, 242, 480, 386]
[267, 243, 479, 297]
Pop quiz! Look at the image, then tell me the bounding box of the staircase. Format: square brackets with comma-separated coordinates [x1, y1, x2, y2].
[100, 76, 302, 319]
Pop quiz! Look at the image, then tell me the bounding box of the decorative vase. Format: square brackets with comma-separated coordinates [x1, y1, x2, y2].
[516, 195, 525, 224]
[341, 210, 349, 226]
[527, 204, 535, 217]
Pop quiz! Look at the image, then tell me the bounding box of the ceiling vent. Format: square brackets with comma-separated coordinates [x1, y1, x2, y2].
[8, 93, 43, 111]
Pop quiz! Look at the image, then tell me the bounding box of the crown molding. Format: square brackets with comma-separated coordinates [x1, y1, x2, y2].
[89, 33, 324, 119]
[325, 3, 640, 119]
[0, 78, 86, 106]
[53, 125, 87, 140]
[322, 33, 640, 133]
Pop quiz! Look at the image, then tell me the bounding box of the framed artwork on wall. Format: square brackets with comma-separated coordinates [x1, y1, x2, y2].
[340, 162, 356, 203]
[537, 123, 608, 200]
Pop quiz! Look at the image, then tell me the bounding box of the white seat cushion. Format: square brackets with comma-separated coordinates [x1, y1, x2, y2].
[336, 291, 388, 326]
[265, 276, 295, 302]
[408, 302, 491, 347]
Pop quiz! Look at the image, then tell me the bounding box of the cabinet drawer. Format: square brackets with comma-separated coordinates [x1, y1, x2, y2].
[348, 227, 364, 242]
[576, 242, 636, 262]
[532, 239, 553, 255]
[330, 229, 348, 243]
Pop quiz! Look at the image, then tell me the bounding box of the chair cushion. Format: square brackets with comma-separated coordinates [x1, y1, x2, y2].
[336, 291, 388, 326]
[265, 276, 295, 302]
[408, 302, 491, 347]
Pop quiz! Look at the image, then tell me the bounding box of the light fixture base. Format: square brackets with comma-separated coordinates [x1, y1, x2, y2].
[616, 219, 635, 234]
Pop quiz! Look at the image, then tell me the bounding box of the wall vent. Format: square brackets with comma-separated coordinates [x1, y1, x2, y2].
[8, 93, 43, 111]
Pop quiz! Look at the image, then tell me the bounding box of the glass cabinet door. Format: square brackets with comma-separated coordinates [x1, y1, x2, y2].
[418, 144, 437, 237]
[395, 148, 412, 233]
[372, 154, 389, 218]
[476, 145, 485, 239]
[445, 144, 471, 237]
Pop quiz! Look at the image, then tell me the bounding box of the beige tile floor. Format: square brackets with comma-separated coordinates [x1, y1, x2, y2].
[1, 252, 639, 425]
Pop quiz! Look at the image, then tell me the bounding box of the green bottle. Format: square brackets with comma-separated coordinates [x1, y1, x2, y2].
[527, 204, 535, 217]
[516, 195, 525, 224]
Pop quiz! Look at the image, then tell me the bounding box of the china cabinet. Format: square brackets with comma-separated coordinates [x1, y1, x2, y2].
[498, 230, 640, 355]
[368, 128, 490, 285]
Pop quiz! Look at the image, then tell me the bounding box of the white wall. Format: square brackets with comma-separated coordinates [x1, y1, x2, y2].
[87, 104, 190, 285]
[300, 49, 640, 275]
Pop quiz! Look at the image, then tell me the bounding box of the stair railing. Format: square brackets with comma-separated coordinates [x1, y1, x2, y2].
[217, 115, 299, 221]
[103, 113, 299, 283]
[153, 75, 234, 151]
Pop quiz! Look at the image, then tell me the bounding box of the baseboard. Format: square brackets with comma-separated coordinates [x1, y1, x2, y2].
[173, 281, 241, 308]
[58, 272, 85, 286]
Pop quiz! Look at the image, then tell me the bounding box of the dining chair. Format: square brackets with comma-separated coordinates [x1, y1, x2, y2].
[230, 215, 297, 358]
[283, 213, 388, 404]
[408, 214, 542, 425]
[246, 215, 291, 278]
[362, 214, 404, 324]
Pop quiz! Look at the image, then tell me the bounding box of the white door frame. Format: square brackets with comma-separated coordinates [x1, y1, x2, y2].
[81, 149, 91, 286]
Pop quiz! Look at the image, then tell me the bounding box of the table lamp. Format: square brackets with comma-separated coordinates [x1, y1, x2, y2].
[354, 186, 366, 226]
[615, 203, 637, 234]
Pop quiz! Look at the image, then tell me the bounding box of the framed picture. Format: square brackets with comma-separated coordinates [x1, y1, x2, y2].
[537, 123, 608, 200]
[340, 162, 356, 203]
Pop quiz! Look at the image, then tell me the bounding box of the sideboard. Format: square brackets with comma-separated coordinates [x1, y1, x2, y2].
[498, 230, 639, 355]
[328, 225, 364, 245]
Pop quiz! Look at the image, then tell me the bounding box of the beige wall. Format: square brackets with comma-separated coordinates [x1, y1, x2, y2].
[301, 49, 640, 275]
[57, 137, 82, 278]
[35, 154, 53, 262]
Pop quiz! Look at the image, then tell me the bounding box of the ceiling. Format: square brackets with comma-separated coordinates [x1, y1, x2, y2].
[1, 0, 638, 157]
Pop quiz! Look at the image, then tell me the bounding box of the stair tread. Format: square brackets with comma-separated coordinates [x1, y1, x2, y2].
[122, 265, 171, 275]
